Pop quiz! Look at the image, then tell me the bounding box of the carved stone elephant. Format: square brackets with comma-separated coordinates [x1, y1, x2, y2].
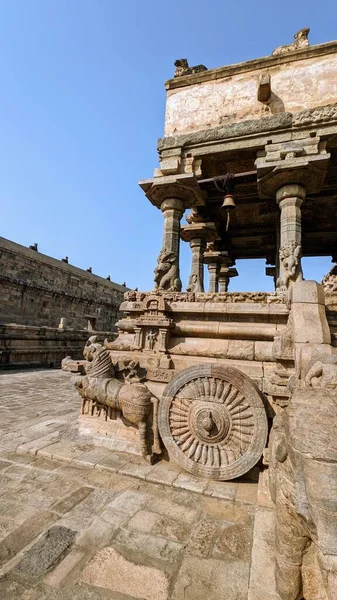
[269, 381, 337, 600]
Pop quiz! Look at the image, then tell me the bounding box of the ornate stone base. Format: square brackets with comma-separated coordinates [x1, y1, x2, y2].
[78, 415, 142, 456]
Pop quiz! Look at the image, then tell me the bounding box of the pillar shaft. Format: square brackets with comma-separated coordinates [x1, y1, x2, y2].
[208, 263, 219, 293]
[218, 275, 229, 293]
[187, 237, 206, 292]
[276, 184, 306, 290]
[154, 198, 184, 291]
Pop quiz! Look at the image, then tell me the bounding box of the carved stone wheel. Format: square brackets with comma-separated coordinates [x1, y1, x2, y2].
[159, 364, 268, 480]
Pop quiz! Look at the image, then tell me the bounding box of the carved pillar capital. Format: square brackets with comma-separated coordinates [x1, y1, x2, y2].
[255, 136, 330, 200]
[160, 197, 184, 215]
[276, 184, 306, 206]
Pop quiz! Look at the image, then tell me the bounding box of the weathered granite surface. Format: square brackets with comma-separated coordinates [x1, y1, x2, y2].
[0, 368, 258, 600]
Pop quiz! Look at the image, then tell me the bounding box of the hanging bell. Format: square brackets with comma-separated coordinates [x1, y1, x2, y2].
[221, 194, 236, 231]
[221, 194, 236, 211]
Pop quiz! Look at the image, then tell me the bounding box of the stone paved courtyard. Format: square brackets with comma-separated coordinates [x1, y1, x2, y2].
[0, 369, 259, 599]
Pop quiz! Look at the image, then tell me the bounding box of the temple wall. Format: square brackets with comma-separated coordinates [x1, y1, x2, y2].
[0, 323, 111, 368]
[165, 52, 337, 136]
[0, 236, 126, 331]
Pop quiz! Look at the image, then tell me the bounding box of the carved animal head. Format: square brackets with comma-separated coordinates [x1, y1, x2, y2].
[294, 27, 310, 47]
[82, 336, 114, 378]
[174, 58, 189, 68]
[174, 58, 190, 77]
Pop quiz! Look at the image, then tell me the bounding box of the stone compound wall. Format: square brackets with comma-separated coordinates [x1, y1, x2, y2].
[0, 324, 111, 368]
[0, 236, 126, 331]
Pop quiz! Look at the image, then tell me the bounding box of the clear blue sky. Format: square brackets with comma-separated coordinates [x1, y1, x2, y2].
[1, 0, 335, 291]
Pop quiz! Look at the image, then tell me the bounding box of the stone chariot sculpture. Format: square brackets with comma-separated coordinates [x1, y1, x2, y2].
[71, 337, 268, 480]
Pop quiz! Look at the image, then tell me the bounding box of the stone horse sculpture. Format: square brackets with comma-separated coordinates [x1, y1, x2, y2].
[74, 337, 161, 460]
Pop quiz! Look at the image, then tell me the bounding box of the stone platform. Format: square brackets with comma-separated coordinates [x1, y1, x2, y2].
[0, 368, 258, 600]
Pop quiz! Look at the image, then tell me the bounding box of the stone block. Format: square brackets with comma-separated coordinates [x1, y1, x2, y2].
[235, 483, 258, 505]
[95, 452, 131, 472]
[0, 509, 57, 568]
[214, 519, 253, 561]
[204, 480, 238, 500]
[14, 526, 76, 577]
[38, 440, 89, 463]
[145, 461, 181, 485]
[254, 341, 273, 362]
[80, 546, 170, 600]
[43, 549, 86, 586]
[58, 489, 116, 531]
[73, 447, 113, 467]
[172, 555, 250, 600]
[248, 507, 278, 599]
[172, 473, 208, 494]
[291, 280, 326, 305]
[147, 497, 198, 525]
[118, 456, 156, 480]
[227, 340, 255, 361]
[52, 487, 94, 516]
[291, 303, 331, 344]
[128, 510, 161, 533]
[185, 518, 220, 557]
[151, 514, 191, 543]
[158, 157, 181, 175]
[114, 528, 183, 563]
[105, 490, 153, 517]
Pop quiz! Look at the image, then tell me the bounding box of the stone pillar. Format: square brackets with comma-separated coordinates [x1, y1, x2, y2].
[181, 221, 218, 293]
[218, 265, 238, 292]
[218, 271, 228, 293]
[208, 263, 219, 293]
[154, 198, 184, 291]
[187, 237, 206, 292]
[276, 184, 306, 291]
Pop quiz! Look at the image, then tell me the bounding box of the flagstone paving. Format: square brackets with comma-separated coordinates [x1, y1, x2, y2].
[0, 369, 258, 599]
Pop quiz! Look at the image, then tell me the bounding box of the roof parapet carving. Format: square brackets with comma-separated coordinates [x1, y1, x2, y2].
[272, 27, 310, 56]
[174, 58, 207, 78]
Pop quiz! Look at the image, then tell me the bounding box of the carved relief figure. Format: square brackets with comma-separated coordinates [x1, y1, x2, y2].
[186, 273, 199, 293]
[146, 329, 158, 351]
[277, 242, 303, 289]
[154, 247, 182, 291]
[272, 27, 310, 55]
[74, 337, 161, 459]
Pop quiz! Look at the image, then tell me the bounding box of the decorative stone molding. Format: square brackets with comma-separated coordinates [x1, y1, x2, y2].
[123, 290, 286, 305]
[159, 364, 268, 480]
[322, 264, 337, 294]
[293, 102, 337, 126]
